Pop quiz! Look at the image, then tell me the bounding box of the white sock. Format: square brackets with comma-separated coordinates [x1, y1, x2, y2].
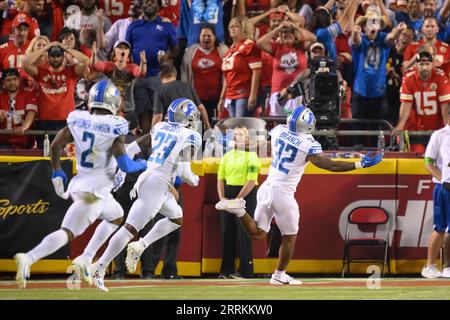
[274, 269, 286, 277]
[27, 229, 68, 265]
[96, 227, 133, 270]
[141, 218, 180, 248]
[82, 221, 119, 263]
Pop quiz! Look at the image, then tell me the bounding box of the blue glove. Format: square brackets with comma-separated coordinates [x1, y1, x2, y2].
[51, 169, 69, 199]
[116, 154, 147, 173]
[52, 169, 67, 185]
[174, 176, 183, 187]
[357, 152, 383, 168]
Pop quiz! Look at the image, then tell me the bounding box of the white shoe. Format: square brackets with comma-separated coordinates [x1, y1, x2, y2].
[91, 264, 108, 292]
[215, 198, 246, 217]
[441, 267, 450, 278]
[14, 253, 30, 289]
[126, 240, 145, 273]
[72, 255, 93, 286]
[421, 264, 442, 279]
[270, 273, 302, 285]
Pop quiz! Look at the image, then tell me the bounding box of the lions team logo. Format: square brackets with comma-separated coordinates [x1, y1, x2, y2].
[279, 52, 299, 75]
[430, 83, 437, 90]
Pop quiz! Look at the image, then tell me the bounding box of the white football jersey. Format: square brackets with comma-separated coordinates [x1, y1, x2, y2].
[440, 135, 450, 184]
[267, 124, 323, 193]
[146, 121, 202, 182]
[425, 124, 450, 183]
[67, 110, 128, 178]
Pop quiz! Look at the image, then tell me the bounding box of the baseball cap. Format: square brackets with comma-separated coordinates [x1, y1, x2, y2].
[309, 42, 325, 52]
[2, 68, 20, 80]
[48, 45, 65, 57]
[114, 40, 131, 50]
[416, 51, 433, 62]
[12, 14, 31, 29]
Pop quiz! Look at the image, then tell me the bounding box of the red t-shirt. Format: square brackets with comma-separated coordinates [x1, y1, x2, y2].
[34, 65, 80, 121]
[93, 61, 141, 77]
[192, 47, 223, 101]
[400, 68, 450, 131]
[270, 42, 307, 93]
[0, 86, 37, 148]
[404, 40, 450, 67]
[0, 40, 29, 71]
[12, 12, 40, 42]
[222, 39, 262, 99]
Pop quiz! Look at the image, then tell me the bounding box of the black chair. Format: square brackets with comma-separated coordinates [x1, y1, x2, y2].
[341, 206, 391, 277]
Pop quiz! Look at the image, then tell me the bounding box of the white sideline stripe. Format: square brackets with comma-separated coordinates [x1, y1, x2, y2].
[357, 185, 408, 189]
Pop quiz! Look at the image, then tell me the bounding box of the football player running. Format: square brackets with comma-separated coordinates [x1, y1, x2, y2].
[14, 80, 147, 289]
[91, 98, 202, 291]
[216, 105, 383, 285]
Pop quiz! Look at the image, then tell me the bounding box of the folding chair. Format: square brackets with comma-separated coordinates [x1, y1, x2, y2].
[341, 206, 390, 277]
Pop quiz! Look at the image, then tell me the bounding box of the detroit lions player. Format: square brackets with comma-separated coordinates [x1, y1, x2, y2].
[14, 80, 147, 289]
[91, 98, 202, 291]
[216, 105, 383, 285]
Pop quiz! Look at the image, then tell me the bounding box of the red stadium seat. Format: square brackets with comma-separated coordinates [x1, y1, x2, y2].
[341, 206, 390, 277]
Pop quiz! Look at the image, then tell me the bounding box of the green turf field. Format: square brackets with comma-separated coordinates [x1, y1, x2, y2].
[1, 278, 450, 300]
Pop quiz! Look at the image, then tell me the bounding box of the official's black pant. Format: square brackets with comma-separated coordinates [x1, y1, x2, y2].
[219, 185, 257, 278]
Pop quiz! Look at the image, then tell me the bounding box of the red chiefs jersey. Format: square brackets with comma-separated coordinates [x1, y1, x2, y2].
[0, 86, 37, 148]
[400, 68, 450, 131]
[98, 0, 131, 23]
[11, 12, 40, 41]
[0, 40, 29, 71]
[159, 0, 180, 27]
[222, 39, 262, 99]
[192, 47, 223, 101]
[404, 40, 450, 67]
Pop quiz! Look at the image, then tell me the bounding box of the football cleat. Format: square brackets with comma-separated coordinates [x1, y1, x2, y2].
[72, 255, 93, 286]
[14, 253, 31, 289]
[421, 265, 442, 279]
[126, 240, 145, 273]
[215, 198, 247, 217]
[270, 273, 302, 285]
[442, 267, 450, 278]
[91, 264, 109, 292]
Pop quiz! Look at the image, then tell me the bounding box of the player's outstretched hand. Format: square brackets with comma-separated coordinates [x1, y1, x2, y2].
[113, 169, 126, 192]
[357, 151, 383, 168]
[51, 169, 69, 199]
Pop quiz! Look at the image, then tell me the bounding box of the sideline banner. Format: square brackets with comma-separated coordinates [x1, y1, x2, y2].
[0, 159, 73, 260]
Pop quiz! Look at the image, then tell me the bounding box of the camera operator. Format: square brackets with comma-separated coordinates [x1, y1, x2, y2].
[278, 42, 346, 118]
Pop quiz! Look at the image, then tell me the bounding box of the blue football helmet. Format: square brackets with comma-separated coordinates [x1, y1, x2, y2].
[88, 79, 121, 115]
[287, 105, 316, 134]
[167, 98, 201, 129]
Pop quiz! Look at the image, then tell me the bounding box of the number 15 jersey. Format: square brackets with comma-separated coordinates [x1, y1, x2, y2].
[267, 124, 322, 193]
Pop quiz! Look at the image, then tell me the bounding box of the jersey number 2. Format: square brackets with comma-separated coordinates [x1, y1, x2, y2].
[80, 132, 95, 168]
[271, 139, 298, 174]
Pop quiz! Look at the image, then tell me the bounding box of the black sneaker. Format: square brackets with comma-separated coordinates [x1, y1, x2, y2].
[140, 273, 156, 279]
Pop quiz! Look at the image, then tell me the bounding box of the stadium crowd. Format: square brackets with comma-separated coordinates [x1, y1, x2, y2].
[0, 0, 448, 153]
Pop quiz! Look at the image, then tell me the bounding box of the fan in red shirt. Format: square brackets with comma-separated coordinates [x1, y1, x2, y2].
[11, 9, 41, 42]
[0, 19, 30, 75]
[220, 17, 262, 117]
[23, 42, 89, 146]
[393, 51, 450, 152]
[0, 68, 37, 149]
[257, 20, 313, 116]
[403, 17, 450, 70]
